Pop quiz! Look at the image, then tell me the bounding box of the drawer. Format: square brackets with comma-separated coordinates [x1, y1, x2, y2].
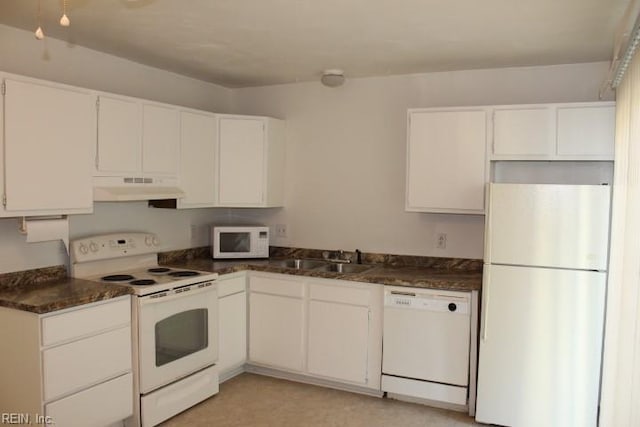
[46, 372, 133, 427]
[250, 274, 304, 298]
[218, 275, 246, 298]
[43, 326, 132, 401]
[309, 282, 370, 306]
[42, 296, 130, 346]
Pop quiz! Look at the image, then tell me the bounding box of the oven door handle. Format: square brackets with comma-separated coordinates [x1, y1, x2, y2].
[139, 284, 216, 306]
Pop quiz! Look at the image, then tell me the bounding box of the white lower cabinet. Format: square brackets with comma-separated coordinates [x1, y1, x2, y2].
[46, 373, 133, 427]
[307, 300, 369, 384]
[0, 296, 133, 426]
[249, 274, 305, 371]
[217, 273, 248, 379]
[247, 272, 383, 391]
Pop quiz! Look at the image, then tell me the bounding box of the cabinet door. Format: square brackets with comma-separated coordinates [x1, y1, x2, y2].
[43, 326, 131, 400]
[406, 109, 486, 213]
[96, 95, 141, 174]
[249, 292, 304, 371]
[492, 107, 554, 158]
[3, 79, 93, 213]
[307, 300, 369, 384]
[142, 104, 180, 175]
[218, 291, 247, 374]
[556, 105, 615, 159]
[45, 373, 133, 427]
[218, 117, 265, 206]
[179, 111, 217, 207]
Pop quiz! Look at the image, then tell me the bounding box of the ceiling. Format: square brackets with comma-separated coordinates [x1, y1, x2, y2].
[0, 0, 630, 88]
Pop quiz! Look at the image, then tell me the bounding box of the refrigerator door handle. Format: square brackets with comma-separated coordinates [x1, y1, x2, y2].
[481, 268, 489, 341]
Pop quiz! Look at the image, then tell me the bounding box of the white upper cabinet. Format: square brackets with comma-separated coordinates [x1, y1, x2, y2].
[96, 96, 141, 174]
[142, 104, 180, 175]
[493, 107, 554, 158]
[556, 105, 615, 159]
[1, 77, 94, 216]
[491, 102, 615, 160]
[95, 94, 179, 179]
[217, 115, 285, 207]
[406, 108, 488, 214]
[177, 110, 218, 208]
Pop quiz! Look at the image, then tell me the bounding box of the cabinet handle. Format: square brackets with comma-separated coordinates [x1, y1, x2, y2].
[491, 110, 496, 154]
[95, 98, 100, 168]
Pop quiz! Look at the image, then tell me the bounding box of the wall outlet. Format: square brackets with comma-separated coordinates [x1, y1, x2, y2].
[275, 224, 287, 238]
[436, 232, 447, 249]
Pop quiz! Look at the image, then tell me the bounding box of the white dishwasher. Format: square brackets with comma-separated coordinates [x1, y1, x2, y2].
[382, 286, 472, 409]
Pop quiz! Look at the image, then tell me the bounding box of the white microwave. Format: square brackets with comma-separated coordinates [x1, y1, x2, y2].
[211, 226, 270, 259]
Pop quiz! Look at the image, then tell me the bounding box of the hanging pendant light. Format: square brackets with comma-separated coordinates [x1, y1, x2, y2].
[34, 0, 44, 39]
[34, 0, 72, 40]
[60, 0, 70, 26]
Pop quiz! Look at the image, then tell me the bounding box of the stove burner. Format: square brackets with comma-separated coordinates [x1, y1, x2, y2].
[168, 270, 200, 277]
[130, 279, 157, 286]
[148, 267, 171, 274]
[102, 274, 135, 282]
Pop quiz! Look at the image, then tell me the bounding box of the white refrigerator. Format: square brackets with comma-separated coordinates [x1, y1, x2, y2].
[475, 183, 610, 427]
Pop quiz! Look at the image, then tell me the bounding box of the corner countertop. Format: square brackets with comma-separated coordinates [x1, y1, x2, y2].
[0, 249, 481, 314]
[0, 266, 132, 314]
[161, 258, 482, 292]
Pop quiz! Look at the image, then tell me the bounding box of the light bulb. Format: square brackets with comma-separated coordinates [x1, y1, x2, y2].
[60, 13, 70, 27]
[34, 26, 44, 40]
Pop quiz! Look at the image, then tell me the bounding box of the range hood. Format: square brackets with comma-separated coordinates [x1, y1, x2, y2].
[94, 186, 185, 202]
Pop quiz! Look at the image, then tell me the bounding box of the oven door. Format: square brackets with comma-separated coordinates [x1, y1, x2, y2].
[138, 284, 218, 394]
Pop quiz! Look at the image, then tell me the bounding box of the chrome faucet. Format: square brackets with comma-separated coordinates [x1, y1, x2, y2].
[326, 249, 351, 263]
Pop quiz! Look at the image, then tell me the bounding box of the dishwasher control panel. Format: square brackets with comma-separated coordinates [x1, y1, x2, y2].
[385, 290, 470, 314]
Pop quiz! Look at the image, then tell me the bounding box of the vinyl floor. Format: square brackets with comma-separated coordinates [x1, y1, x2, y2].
[160, 373, 482, 426]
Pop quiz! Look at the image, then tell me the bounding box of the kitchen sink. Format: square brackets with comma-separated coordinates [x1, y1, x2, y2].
[270, 258, 328, 270]
[314, 263, 374, 274]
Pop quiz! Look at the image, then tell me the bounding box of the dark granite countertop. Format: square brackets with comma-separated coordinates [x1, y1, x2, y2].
[161, 258, 482, 292]
[0, 266, 132, 314]
[0, 247, 480, 314]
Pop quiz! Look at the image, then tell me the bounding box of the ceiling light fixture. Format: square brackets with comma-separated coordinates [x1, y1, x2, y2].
[321, 69, 345, 87]
[34, 0, 71, 40]
[34, 0, 44, 40]
[60, 0, 70, 27]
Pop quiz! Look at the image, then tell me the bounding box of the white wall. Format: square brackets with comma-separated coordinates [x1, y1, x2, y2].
[232, 62, 613, 259]
[0, 25, 234, 274]
[0, 25, 232, 111]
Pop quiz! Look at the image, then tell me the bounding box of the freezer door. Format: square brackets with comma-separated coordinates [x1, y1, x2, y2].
[475, 265, 606, 427]
[485, 183, 610, 270]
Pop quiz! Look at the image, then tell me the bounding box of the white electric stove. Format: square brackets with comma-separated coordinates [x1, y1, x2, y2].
[71, 233, 219, 427]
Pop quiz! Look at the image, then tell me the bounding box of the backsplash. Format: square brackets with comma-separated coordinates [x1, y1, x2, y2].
[158, 246, 483, 272]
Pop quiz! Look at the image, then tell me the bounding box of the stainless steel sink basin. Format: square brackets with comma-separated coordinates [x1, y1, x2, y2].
[270, 258, 328, 270]
[314, 263, 374, 274]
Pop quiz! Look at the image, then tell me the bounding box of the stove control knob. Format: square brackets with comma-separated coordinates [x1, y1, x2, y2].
[152, 236, 160, 246]
[89, 242, 98, 253]
[145, 236, 153, 247]
[79, 244, 89, 255]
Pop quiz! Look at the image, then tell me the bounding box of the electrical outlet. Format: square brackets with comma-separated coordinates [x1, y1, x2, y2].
[436, 232, 447, 249]
[190, 225, 198, 242]
[275, 224, 287, 238]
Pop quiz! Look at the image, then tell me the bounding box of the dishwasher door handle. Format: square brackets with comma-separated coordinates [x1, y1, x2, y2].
[390, 291, 416, 297]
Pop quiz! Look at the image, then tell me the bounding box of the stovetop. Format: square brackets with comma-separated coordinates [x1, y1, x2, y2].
[89, 266, 218, 296]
